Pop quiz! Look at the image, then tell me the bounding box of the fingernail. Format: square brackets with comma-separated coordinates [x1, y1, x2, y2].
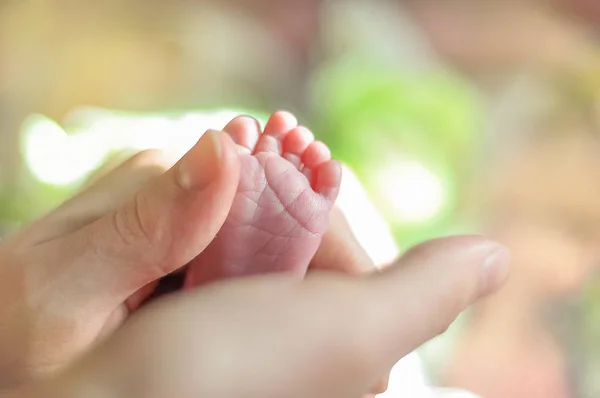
[178, 130, 223, 190]
[478, 245, 511, 298]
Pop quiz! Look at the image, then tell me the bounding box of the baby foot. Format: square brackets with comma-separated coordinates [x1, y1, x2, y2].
[184, 112, 342, 287]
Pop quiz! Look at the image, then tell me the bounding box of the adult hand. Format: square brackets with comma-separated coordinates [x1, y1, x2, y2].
[0, 117, 382, 393]
[0, 130, 241, 389]
[31, 236, 510, 398]
[90, 125, 388, 396]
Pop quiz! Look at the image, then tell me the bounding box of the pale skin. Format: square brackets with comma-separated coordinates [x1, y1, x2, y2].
[0, 111, 384, 396]
[185, 112, 343, 287]
[0, 112, 510, 397]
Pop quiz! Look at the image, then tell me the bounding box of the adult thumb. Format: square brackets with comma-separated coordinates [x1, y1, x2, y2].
[289, 236, 511, 398]
[344, 236, 510, 389]
[46, 130, 241, 305]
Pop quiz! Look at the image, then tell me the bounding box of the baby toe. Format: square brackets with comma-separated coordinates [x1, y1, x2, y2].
[263, 110, 298, 140]
[283, 153, 303, 168]
[281, 126, 314, 170]
[301, 141, 332, 169]
[312, 160, 342, 202]
[300, 140, 332, 186]
[283, 126, 315, 156]
[223, 116, 261, 153]
[254, 134, 283, 155]
[253, 111, 299, 155]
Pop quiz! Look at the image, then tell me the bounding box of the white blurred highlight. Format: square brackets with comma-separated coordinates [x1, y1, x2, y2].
[22, 114, 109, 185]
[21, 108, 257, 186]
[374, 159, 445, 224]
[337, 164, 401, 267]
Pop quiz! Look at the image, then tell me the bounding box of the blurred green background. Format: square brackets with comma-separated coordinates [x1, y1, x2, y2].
[3, 1, 600, 397]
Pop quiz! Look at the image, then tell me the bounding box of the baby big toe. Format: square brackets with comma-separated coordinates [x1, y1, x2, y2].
[223, 116, 261, 153]
[253, 111, 299, 155]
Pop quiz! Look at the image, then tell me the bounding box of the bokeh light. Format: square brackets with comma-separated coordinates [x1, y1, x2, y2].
[373, 159, 446, 224]
[22, 114, 108, 186]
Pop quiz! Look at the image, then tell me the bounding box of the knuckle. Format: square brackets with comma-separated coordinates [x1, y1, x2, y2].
[112, 193, 161, 250]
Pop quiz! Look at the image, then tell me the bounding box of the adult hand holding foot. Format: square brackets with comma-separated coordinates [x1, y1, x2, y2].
[0, 129, 241, 389]
[0, 110, 382, 396]
[28, 236, 510, 398]
[0, 111, 509, 398]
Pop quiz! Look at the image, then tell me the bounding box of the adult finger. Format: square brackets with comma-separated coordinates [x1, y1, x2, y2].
[301, 236, 510, 397]
[165, 235, 509, 398]
[362, 236, 510, 372]
[31, 236, 509, 398]
[309, 205, 391, 395]
[32, 130, 241, 306]
[309, 206, 377, 275]
[309, 207, 390, 396]
[28, 150, 178, 244]
[78, 150, 179, 205]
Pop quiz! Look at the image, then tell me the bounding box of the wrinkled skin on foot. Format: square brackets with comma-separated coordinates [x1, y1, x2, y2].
[185, 111, 342, 287]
